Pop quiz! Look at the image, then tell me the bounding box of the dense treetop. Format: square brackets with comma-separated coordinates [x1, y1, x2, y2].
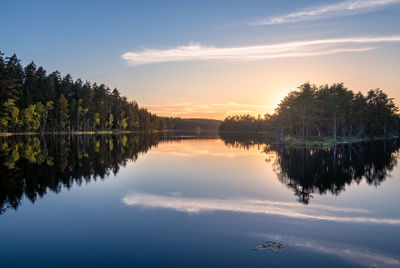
[220, 83, 400, 140]
[0, 52, 169, 132]
[0, 51, 222, 133]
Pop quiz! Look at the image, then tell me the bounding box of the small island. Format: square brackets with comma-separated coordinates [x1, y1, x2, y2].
[219, 83, 399, 146]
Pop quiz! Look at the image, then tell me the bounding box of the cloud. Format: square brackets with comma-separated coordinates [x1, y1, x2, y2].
[122, 192, 400, 225]
[251, 233, 400, 268]
[121, 36, 400, 65]
[249, 0, 400, 25]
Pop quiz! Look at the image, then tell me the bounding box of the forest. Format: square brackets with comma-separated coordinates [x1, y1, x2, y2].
[163, 117, 221, 131]
[219, 83, 400, 141]
[0, 52, 168, 133]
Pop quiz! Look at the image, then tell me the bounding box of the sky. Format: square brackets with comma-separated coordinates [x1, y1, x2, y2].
[1, 0, 400, 119]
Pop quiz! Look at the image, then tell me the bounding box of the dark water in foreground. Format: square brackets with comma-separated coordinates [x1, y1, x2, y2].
[0, 133, 399, 268]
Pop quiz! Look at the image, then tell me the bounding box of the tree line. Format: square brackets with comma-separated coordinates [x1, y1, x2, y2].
[0, 52, 167, 133]
[163, 117, 221, 132]
[219, 83, 400, 141]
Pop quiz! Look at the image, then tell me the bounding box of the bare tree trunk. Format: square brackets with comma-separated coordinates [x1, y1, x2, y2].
[302, 109, 305, 140]
[333, 112, 337, 142]
[384, 116, 387, 137]
[315, 125, 321, 136]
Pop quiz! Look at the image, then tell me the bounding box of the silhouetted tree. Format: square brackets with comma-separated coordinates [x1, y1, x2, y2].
[219, 83, 400, 140]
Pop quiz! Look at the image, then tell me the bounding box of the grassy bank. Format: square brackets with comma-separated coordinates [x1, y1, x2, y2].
[283, 135, 399, 148]
[219, 130, 399, 148]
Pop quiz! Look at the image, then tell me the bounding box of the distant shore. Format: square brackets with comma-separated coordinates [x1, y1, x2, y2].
[0, 129, 224, 137]
[0, 130, 163, 136]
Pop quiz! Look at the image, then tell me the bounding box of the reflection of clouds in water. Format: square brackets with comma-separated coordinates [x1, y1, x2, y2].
[122, 192, 400, 225]
[250, 233, 400, 268]
[170, 192, 182, 197]
[248, 199, 370, 214]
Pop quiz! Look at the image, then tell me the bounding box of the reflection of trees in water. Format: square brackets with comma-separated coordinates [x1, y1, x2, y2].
[0, 134, 164, 215]
[220, 133, 272, 150]
[220, 133, 400, 204]
[2, 133, 399, 214]
[272, 142, 399, 204]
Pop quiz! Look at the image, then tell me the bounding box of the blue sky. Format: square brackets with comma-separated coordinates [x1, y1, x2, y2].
[1, 0, 400, 118]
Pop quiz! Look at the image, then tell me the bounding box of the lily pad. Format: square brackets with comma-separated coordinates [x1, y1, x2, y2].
[264, 241, 274, 247]
[254, 241, 285, 253]
[271, 244, 285, 253]
[252, 245, 267, 251]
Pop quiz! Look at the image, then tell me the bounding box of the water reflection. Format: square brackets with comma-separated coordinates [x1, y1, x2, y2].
[122, 192, 400, 225]
[251, 232, 400, 268]
[0, 134, 164, 215]
[1, 133, 399, 216]
[220, 133, 400, 204]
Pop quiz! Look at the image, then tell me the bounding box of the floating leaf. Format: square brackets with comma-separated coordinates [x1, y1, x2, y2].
[252, 245, 267, 251]
[271, 244, 285, 253]
[264, 241, 274, 247]
[253, 241, 285, 253]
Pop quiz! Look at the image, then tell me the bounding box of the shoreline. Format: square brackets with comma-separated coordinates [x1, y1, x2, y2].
[0, 130, 163, 136]
[218, 131, 400, 147]
[1, 131, 399, 148]
[282, 136, 399, 148]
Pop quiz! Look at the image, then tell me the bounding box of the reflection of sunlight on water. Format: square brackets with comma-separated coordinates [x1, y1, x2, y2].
[250, 232, 400, 268]
[122, 192, 400, 225]
[152, 139, 268, 159]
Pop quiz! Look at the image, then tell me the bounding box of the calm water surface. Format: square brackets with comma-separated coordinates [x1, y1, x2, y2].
[0, 134, 399, 268]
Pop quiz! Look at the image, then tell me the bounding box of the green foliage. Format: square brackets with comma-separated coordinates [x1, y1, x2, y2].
[0, 52, 167, 133]
[22, 104, 41, 131]
[93, 113, 100, 129]
[0, 99, 21, 131]
[121, 116, 128, 130]
[107, 114, 114, 129]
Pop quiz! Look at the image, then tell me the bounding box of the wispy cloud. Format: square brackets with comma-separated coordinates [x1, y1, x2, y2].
[122, 192, 400, 225]
[122, 36, 400, 65]
[249, 0, 400, 25]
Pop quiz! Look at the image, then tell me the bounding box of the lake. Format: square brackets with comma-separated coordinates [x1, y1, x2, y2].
[0, 133, 399, 268]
